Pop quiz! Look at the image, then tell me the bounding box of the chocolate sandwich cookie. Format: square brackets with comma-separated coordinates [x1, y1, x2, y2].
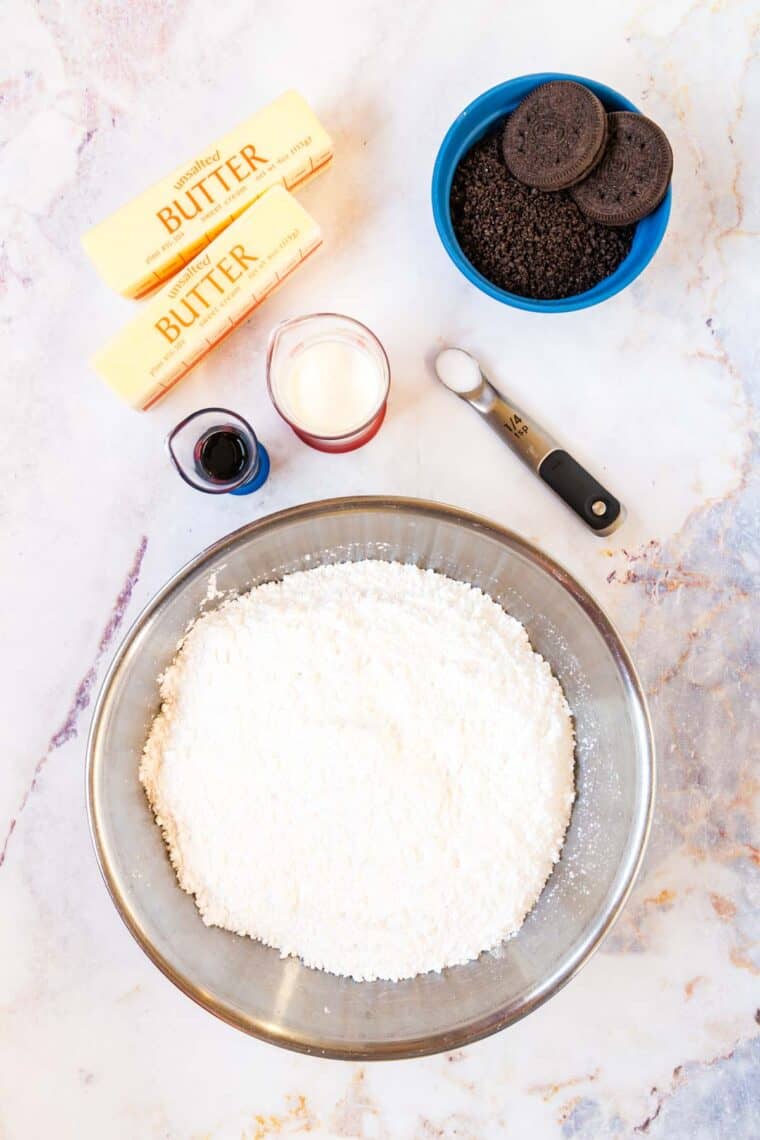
[503, 80, 608, 191]
[571, 111, 673, 226]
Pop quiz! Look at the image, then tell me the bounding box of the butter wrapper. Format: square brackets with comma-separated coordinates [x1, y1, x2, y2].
[82, 90, 331, 298]
[92, 186, 321, 410]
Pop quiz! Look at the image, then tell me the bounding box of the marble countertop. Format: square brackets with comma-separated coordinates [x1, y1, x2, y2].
[1, 0, 757, 1136]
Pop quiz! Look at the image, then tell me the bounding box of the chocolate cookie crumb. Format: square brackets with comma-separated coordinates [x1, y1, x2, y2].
[450, 127, 635, 300]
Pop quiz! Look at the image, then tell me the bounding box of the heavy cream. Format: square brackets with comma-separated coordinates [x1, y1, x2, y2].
[275, 340, 385, 436]
[82, 91, 332, 298]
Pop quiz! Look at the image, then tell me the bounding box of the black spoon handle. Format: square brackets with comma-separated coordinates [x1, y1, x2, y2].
[538, 449, 623, 535]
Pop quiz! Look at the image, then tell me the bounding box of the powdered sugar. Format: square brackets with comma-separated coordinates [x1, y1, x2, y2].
[140, 560, 575, 981]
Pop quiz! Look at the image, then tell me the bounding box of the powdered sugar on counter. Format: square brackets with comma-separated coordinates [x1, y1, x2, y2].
[140, 560, 575, 981]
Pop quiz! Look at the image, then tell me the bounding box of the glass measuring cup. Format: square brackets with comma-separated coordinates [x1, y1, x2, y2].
[167, 408, 270, 495]
[266, 314, 391, 453]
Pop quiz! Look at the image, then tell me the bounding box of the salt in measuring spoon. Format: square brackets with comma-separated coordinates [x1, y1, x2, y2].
[434, 347, 624, 535]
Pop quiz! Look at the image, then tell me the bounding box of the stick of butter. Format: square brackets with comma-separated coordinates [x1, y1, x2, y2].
[82, 90, 332, 299]
[91, 186, 321, 410]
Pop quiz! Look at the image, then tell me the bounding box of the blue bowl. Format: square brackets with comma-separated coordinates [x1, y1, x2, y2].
[431, 72, 672, 313]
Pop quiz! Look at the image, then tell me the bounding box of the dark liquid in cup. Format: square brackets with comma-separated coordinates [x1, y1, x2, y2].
[199, 430, 249, 482]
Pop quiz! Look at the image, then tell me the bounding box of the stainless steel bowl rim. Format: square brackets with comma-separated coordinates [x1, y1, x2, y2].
[86, 496, 655, 1059]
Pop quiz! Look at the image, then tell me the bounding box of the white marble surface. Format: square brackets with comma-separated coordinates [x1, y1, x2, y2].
[1, 0, 758, 1136]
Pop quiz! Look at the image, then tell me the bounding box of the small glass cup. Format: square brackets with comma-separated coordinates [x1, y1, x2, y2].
[266, 313, 391, 453]
[167, 408, 270, 496]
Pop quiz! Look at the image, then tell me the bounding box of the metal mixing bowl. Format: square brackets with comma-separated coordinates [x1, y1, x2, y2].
[87, 497, 654, 1059]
